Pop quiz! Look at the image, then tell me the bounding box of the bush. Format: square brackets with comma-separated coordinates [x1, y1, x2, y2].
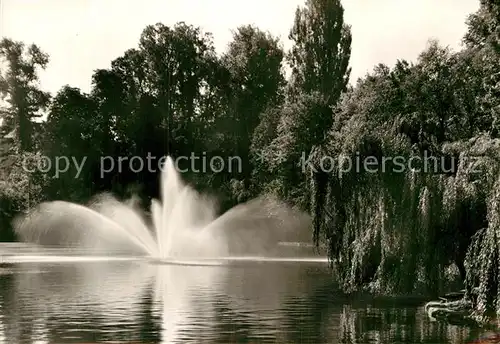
[0, 152, 45, 241]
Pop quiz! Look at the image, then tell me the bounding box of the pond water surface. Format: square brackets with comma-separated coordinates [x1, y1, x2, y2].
[0, 246, 490, 343]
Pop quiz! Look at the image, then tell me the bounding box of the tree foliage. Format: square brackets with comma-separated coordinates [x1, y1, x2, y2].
[1, 0, 500, 322]
[0, 38, 51, 151]
[305, 0, 500, 322]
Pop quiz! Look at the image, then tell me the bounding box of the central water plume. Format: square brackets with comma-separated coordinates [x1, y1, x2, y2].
[152, 156, 219, 258]
[14, 156, 311, 258]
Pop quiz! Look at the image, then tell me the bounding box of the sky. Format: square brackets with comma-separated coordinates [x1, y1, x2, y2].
[0, 0, 480, 96]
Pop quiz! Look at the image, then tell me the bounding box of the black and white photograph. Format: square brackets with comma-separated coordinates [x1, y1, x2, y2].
[0, 0, 499, 343]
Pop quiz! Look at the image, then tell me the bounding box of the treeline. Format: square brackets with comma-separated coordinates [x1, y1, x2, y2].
[0, 0, 499, 320]
[0, 0, 351, 225]
[307, 0, 499, 322]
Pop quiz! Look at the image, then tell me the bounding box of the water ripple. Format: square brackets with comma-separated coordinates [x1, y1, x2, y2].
[0, 257, 484, 344]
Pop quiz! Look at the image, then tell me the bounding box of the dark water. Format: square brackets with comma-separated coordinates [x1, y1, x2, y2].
[0, 252, 489, 343]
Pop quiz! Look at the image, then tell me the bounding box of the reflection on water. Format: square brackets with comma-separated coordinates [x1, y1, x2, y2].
[0, 258, 489, 343]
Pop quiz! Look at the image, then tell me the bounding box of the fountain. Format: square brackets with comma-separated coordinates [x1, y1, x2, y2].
[12, 156, 312, 261]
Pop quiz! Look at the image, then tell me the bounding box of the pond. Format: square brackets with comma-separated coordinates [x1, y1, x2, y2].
[0, 246, 489, 343]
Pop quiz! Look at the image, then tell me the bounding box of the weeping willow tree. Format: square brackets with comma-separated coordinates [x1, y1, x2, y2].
[308, 60, 500, 328]
[276, 44, 499, 322]
[307, 0, 500, 317]
[310, 126, 499, 295]
[462, 138, 500, 321]
[460, 1, 500, 320]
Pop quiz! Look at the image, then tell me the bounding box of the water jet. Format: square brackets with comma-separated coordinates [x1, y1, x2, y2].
[14, 156, 312, 260]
